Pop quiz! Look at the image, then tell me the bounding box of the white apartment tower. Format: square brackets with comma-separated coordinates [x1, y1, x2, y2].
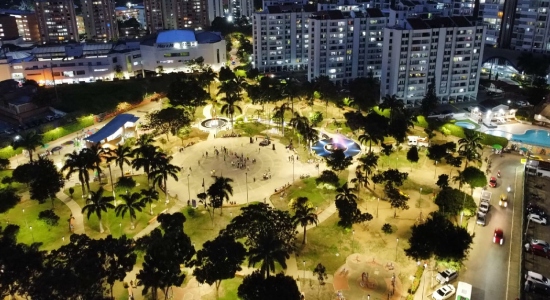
[478, 0, 504, 46]
[510, 0, 550, 52]
[252, 4, 317, 72]
[35, 0, 79, 43]
[144, 0, 223, 33]
[80, 0, 119, 42]
[381, 16, 485, 105]
[308, 8, 386, 84]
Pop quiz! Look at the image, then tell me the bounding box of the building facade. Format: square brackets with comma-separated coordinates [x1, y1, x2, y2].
[308, 8, 386, 84]
[35, 0, 79, 43]
[478, 0, 504, 46]
[0, 14, 19, 40]
[80, 0, 119, 42]
[380, 17, 485, 105]
[143, 0, 223, 33]
[510, 0, 550, 53]
[0, 10, 40, 42]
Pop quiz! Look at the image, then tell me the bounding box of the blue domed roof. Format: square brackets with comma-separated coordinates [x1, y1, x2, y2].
[195, 31, 223, 43]
[156, 30, 196, 44]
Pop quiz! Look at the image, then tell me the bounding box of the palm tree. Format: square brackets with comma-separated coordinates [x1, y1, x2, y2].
[357, 152, 379, 179]
[62, 150, 91, 196]
[282, 79, 300, 113]
[289, 112, 310, 143]
[81, 187, 114, 233]
[115, 192, 146, 229]
[206, 176, 234, 215]
[458, 130, 483, 167]
[336, 183, 358, 203]
[273, 103, 291, 135]
[83, 143, 104, 180]
[12, 131, 44, 162]
[140, 187, 159, 215]
[247, 231, 290, 278]
[107, 145, 133, 177]
[379, 94, 404, 122]
[149, 154, 180, 204]
[291, 197, 318, 245]
[199, 67, 217, 95]
[132, 143, 160, 186]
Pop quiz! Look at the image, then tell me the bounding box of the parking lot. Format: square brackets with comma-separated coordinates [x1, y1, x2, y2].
[522, 173, 550, 300]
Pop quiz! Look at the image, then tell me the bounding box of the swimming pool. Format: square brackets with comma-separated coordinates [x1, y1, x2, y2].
[484, 129, 550, 148]
[455, 121, 476, 130]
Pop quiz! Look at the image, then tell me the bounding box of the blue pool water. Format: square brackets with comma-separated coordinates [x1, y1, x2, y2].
[455, 121, 476, 130]
[485, 129, 550, 148]
[311, 135, 361, 157]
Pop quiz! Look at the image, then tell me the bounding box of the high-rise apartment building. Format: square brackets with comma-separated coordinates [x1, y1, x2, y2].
[35, 0, 79, 43]
[0, 14, 20, 40]
[252, 4, 316, 73]
[0, 10, 40, 42]
[478, 0, 504, 46]
[143, 0, 223, 34]
[381, 16, 485, 105]
[80, 0, 119, 42]
[509, 0, 550, 53]
[308, 9, 386, 83]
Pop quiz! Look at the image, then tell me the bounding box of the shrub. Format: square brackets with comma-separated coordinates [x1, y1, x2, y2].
[315, 170, 339, 186]
[38, 209, 60, 226]
[0, 158, 9, 170]
[381, 223, 393, 234]
[0, 187, 20, 213]
[117, 176, 136, 190]
[409, 265, 425, 294]
[186, 206, 196, 218]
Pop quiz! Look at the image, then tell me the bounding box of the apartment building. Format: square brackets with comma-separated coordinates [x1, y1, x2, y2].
[80, 0, 119, 42]
[0, 14, 19, 40]
[0, 10, 40, 42]
[308, 8, 386, 84]
[252, 4, 316, 73]
[115, 5, 146, 26]
[380, 16, 485, 105]
[143, 0, 223, 33]
[478, 0, 504, 46]
[510, 0, 550, 53]
[35, 0, 79, 43]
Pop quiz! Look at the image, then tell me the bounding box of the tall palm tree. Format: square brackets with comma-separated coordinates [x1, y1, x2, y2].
[140, 187, 159, 215]
[81, 187, 114, 233]
[132, 144, 160, 186]
[379, 94, 404, 122]
[458, 130, 483, 167]
[62, 150, 91, 196]
[84, 143, 105, 180]
[107, 145, 133, 177]
[289, 112, 310, 142]
[291, 197, 318, 245]
[336, 183, 358, 203]
[282, 79, 300, 113]
[199, 67, 217, 95]
[273, 103, 291, 136]
[247, 231, 290, 278]
[115, 192, 146, 229]
[357, 152, 379, 179]
[12, 131, 44, 162]
[149, 154, 180, 204]
[206, 176, 234, 216]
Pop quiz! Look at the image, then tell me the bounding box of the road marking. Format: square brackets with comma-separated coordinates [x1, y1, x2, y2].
[505, 165, 520, 300]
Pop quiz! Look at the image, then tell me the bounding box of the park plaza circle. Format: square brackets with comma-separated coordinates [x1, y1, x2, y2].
[311, 134, 361, 157]
[200, 118, 227, 128]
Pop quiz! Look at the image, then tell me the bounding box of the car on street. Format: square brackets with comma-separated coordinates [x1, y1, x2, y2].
[479, 201, 490, 214]
[436, 269, 458, 284]
[259, 139, 270, 146]
[528, 213, 548, 225]
[476, 212, 487, 226]
[432, 284, 456, 300]
[499, 194, 508, 207]
[489, 177, 497, 188]
[525, 243, 550, 259]
[530, 239, 550, 249]
[493, 229, 504, 245]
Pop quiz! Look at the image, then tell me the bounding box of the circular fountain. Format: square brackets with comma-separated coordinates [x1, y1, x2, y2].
[312, 134, 361, 157]
[200, 118, 228, 129]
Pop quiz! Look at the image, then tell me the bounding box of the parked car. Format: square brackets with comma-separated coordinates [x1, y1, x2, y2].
[530, 239, 550, 249]
[528, 213, 548, 225]
[525, 243, 550, 259]
[489, 177, 497, 188]
[436, 269, 458, 284]
[493, 229, 504, 245]
[476, 213, 487, 226]
[499, 194, 508, 207]
[432, 284, 456, 300]
[479, 201, 490, 214]
[525, 271, 550, 290]
[527, 203, 546, 217]
[259, 139, 270, 146]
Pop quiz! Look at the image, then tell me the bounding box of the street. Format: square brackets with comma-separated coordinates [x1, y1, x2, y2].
[459, 155, 523, 299]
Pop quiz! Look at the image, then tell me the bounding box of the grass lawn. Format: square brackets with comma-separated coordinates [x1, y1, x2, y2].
[203, 277, 243, 300]
[270, 172, 348, 212]
[0, 170, 29, 193]
[0, 197, 73, 251]
[297, 214, 352, 274]
[231, 122, 268, 137]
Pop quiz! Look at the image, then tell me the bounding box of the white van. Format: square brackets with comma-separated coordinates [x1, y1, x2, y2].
[407, 136, 430, 147]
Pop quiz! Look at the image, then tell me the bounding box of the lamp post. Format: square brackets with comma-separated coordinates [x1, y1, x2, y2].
[419, 187, 423, 216]
[187, 174, 191, 201]
[29, 226, 34, 243]
[22, 209, 28, 227]
[395, 238, 399, 261]
[376, 198, 380, 218]
[245, 172, 249, 204]
[107, 163, 117, 206]
[434, 160, 438, 179]
[302, 260, 306, 288]
[292, 158, 295, 182]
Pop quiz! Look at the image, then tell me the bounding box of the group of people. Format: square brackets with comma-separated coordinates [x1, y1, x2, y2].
[274, 182, 291, 193]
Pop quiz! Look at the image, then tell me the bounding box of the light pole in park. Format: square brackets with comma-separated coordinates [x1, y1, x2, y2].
[29, 226, 35, 243]
[187, 174, 190, 201]
[395, 238, 399, 261]
[245, 172, 249, 204]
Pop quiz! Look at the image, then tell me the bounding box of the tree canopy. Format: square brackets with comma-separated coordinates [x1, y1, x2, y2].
[237, 271, 301, 300]
[434, 188, 477, 216]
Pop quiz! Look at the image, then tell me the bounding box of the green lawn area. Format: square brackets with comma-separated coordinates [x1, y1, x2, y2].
[204, 276, 243, 300]
[0, 197, 73, 251]
[230, 122, 268, 137]
[0, 170, 29, 193]
[42, 115, 95, 142]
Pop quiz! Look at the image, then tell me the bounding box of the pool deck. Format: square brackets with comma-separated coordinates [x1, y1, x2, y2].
[455, 116, 545, 135]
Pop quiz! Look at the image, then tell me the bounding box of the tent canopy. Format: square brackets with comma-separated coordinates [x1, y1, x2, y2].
[85, 114, 139, 143]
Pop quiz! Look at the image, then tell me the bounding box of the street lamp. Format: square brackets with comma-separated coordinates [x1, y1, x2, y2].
[395, 238, 399, 261]
[22, 209, 28, 227]
[292, 158, 295, 182]
[29, 226, 34, 243]
[187, 174, 191, 201]
[119, 223, 122, 236]
[302, 260, 306, 287]
[376, 198, 380, 218]
[419, 187, 423, 217]
[107, 163, 117, 206]
[245, 172, 249, 204]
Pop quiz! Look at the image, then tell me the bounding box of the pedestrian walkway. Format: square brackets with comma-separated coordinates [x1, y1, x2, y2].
[56, 190, 85, 234]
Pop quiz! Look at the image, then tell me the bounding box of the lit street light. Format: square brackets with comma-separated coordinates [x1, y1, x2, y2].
[395, 238, 399, 261]
[22, 209, 28, 227]
[245, 172, 249, 204]
[187, 174, 191, 201]
[29, 226, 34, 243]
[302, 260, 306, 288]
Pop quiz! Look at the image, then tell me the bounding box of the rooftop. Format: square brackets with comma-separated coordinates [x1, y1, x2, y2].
[157, 30, 196, 44]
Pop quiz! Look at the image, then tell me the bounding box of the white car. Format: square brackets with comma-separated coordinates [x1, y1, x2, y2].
[432, 284, 456, 300]
[436, 269, 458, 284]
[479, 201, 490, 214]
[525, 271, 550, 288]
[528, 213, 548, 225]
